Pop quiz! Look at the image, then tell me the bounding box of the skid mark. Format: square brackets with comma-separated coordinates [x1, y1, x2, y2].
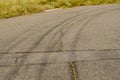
[3, 12, 83, 80]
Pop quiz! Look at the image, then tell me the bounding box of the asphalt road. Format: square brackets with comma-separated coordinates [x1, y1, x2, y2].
[0, 4, 120, 80]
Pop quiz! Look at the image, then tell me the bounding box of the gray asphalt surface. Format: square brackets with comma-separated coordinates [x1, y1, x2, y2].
[0, 4, 120, 80]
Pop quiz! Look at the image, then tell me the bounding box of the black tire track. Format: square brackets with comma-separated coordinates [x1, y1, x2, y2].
[28, 10, 94, 80]
[59, 7, 120, 80]
[3, 12, 84, 80]
[1, 4, 119, 53]
[0, 7, 83, 52]
[3, 6, 120, 80]
[72, 6, 120, 50]
[68, 7, 120, 80]
[19, 6, 120, 80]
[33, 9, 100, 80]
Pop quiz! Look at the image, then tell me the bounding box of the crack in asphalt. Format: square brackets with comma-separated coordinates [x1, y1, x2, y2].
[59, 26, 79, 80]
[0, 58, 120, 68]
[69, 62, 79, 80]
[1, 49, 120, 54]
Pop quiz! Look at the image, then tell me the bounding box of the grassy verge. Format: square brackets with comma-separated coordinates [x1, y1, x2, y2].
[0, 0, 120, 18]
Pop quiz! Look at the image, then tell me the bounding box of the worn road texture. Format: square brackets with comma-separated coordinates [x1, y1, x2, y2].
[0, 4, 120, 80]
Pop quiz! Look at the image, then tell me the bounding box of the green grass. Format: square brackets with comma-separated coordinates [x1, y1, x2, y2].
[0, 0, 120, 18]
